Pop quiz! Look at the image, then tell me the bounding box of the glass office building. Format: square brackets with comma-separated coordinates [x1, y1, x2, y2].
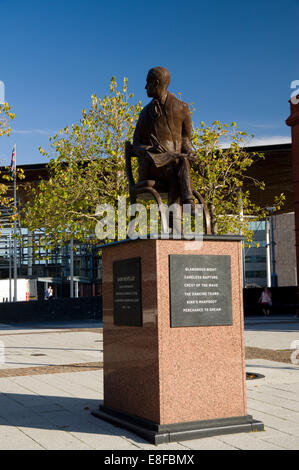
[0, 227, 102, 300]
[243, 220, 267, 287]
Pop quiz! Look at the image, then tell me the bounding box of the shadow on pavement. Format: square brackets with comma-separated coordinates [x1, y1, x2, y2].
[0, 394, 115, 435]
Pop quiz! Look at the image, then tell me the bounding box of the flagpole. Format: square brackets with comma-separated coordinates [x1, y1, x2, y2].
[8, 232, 12, 302]
[13, 144, 17, 302]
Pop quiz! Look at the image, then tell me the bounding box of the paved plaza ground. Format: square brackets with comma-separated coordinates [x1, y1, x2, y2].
[0, 316, 298, 450]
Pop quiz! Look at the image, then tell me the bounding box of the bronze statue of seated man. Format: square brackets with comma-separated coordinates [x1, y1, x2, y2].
[131, 66, 197, 216]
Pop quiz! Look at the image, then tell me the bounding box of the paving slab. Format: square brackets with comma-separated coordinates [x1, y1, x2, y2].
[18, 425, 92, 450]
[215, 432, 286, 450]
[246, 359, 299, 384]
[0, 367, 298, 450]
[0, 424, 45, 450]
[245, 317, 299, 350]
[0, 330, 103, 370]
[0, 319, 298, 450]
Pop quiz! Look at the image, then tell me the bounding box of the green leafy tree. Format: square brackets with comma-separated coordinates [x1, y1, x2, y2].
[23, 81, 284, 250]
[0, 102, 18, 231]
[23, 77, 142, 249]
[0, 102, 15, 137]
[191, 120, 285, 241]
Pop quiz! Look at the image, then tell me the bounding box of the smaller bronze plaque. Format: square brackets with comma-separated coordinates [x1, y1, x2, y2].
[113, 257, 142, 326]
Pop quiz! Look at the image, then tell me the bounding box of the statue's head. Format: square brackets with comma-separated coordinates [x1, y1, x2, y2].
[146, 67, 170, 98]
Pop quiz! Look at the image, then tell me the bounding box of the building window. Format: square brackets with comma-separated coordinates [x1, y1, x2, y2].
[245, 270, 267, 278]
[245, 256, 267, 263]
[248, 220, 266, 231]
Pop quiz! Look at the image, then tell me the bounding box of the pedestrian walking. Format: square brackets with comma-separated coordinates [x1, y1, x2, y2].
[48, 286, 54, 300]
[258, 287, 272, 316]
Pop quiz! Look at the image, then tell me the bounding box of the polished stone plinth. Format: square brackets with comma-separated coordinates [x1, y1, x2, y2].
[93, 236, 263, 443]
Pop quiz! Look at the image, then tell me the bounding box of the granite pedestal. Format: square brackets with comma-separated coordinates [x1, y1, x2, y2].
[92, 236, 263, 444]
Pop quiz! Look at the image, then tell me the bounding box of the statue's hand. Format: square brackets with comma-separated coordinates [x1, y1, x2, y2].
[150, 142, 167, 154]
[131, 144, 152, 158]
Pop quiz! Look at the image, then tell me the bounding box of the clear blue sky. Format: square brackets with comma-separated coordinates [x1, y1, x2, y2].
[0, 0, 298, 165]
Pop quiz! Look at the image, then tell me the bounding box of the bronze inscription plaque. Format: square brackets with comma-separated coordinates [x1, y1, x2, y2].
[169, 255, 233, 327]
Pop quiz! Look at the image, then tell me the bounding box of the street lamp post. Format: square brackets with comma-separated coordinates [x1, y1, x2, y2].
[265, 217, 271, 288]
[13, 145, 18, 302]
[70, 238, 74, 298]
[267, 207, 278, 287]
[8, 232, 12, 302]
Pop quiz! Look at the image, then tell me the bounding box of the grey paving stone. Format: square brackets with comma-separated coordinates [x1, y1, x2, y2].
[68, 431, 140, 450]
[0, 425, 45, 450]
[248, 384, 299, 400]
[247, 390, 299, 412]
[216, 432, 286, 450]
[0, 408, 52, 426]
[19, 425, 93, 450]
[177, 437, 238, 450]
[247, 410, 299, 438]
[0, 321, 298, 450]
[247, 397, 299, 424]
[260, 434, 299, 450]
[248, 427, 294, 440]
[111, 429, 190, 450]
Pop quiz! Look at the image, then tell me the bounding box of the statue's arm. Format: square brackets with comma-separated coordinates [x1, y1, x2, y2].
[133, 115, 143, 147]
[181, 104, 195, 155]
[131, 114, 148, 157]
[133, 109, 151, 146]
[133, 111, 162, 157]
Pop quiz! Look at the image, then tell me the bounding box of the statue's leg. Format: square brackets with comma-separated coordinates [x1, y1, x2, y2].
[151, 163, 182, 235]
[137, 155, 151, 182]
[177, 157, 194, 204]
[168, 182, 182, 235]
